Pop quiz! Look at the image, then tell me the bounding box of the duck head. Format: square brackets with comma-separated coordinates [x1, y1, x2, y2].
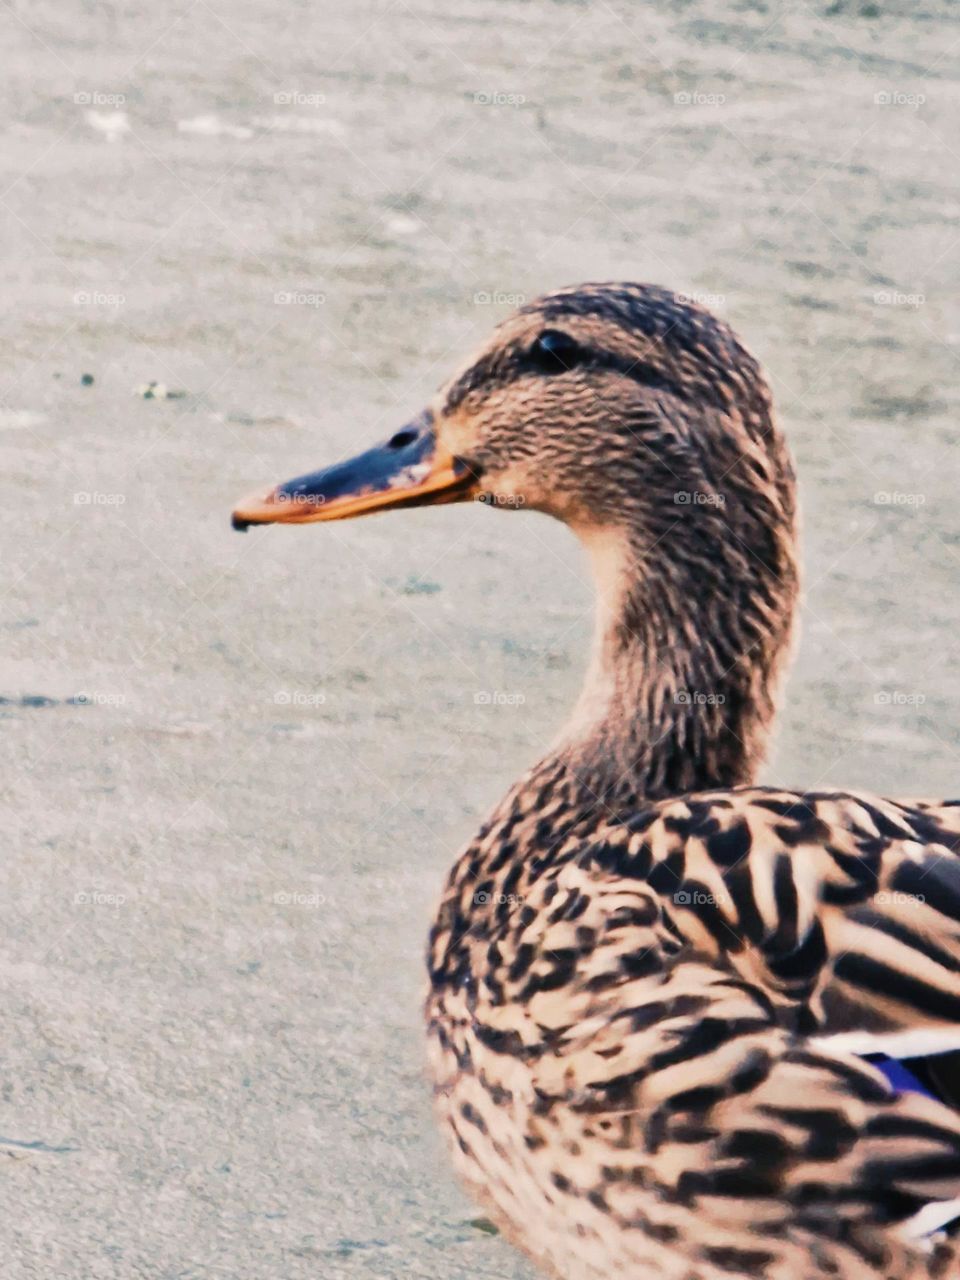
[233, 283, 800, 802]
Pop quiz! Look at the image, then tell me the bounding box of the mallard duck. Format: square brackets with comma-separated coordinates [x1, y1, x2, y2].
[233, 283, 960, 1280]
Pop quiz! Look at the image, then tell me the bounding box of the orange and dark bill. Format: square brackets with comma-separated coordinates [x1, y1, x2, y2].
[231, 410, 479, 530]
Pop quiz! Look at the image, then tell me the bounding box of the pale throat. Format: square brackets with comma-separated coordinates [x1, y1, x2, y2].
[548, 522, 764, 808]
[561, 525, 637, 741]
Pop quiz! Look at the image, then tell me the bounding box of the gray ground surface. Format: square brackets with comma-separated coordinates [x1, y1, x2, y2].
[2, 1, 959, 1276]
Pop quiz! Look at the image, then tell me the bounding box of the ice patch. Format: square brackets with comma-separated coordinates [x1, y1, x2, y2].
[0, 410, 45, 430]
[86, 111, 130, 142]
[177, 115, 253, 140]
[386, 215, 421, 236]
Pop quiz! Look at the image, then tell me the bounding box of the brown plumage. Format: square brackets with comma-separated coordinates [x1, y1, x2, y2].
[232, 283, 960, 1280]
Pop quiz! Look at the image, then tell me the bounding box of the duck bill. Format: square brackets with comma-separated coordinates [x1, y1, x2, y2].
[231, 412, 479, 530]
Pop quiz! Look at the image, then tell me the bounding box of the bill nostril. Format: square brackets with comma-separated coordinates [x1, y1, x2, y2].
[388, 428, 419, 449]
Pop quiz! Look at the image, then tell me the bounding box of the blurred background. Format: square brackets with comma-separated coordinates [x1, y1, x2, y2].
[2, 1, 959, 1276]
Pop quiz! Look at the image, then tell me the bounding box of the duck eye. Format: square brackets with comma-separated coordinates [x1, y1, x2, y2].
[529, 329, 581, 375]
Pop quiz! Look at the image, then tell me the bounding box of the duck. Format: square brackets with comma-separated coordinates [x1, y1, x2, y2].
[232, 283, 960, 1280]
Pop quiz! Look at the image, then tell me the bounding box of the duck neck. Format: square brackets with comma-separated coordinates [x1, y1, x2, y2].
[549, 522, 794, 814]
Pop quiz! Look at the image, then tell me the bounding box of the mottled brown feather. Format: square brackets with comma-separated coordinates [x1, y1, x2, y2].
[416, 285, 960, 1278]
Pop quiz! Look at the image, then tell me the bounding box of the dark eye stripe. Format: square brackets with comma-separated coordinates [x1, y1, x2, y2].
[444, 342, 683, 412]
[524, 342, 683, 398]
[583, 350, 681, 396]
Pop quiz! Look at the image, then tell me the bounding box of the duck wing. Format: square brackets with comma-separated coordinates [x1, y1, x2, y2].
[582, 788, 960, 1048]
[531, 946, 960, 1279]
[461, 857, 960, 1279]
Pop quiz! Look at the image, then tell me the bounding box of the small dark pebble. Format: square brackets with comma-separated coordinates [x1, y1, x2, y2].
[399, 576, 441, 596]
[80, 373, 94, 386]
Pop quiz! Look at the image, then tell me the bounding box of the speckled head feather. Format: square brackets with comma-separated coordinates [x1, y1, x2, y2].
[435, 283, 800, 803]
